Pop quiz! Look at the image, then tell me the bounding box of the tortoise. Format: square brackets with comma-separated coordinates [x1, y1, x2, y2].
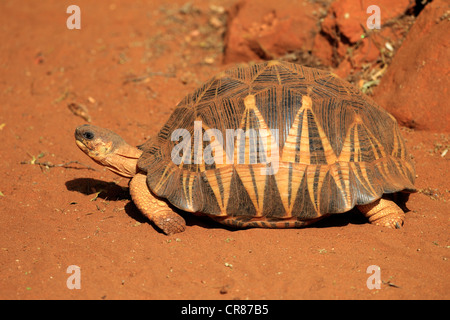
[75, 60, 416, 235]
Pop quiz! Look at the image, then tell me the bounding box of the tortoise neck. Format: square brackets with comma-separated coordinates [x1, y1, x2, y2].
[103, 144, 143, 178]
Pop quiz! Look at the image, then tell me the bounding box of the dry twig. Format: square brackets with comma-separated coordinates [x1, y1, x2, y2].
[21, 157, 96, 172]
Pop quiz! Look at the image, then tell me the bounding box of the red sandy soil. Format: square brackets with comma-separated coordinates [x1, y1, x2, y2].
[0, 0, 448, 300]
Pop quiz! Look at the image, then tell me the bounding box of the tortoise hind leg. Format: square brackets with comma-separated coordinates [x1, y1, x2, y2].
[357, 198, 405, 229]
[129, 173, 186, 235]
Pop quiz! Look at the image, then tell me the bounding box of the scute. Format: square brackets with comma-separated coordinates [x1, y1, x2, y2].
[138, 61, 416, 220]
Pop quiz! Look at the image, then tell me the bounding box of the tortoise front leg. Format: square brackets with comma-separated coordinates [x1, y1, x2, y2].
[129, 173, 186, 235]
[357, 198, 405, 229]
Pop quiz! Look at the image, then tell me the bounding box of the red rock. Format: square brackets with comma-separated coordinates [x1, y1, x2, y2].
[223, 0, 321, 64]
[312, 31, 334, 66]
[373, 0, 450, 132]
[312, 0, 413, 71]
[330, 0, 412, 43]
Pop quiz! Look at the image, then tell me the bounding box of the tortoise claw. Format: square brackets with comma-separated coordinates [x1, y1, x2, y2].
[358, 198, 406, 229]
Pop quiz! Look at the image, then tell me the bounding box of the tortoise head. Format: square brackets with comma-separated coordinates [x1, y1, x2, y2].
[75, 124, 143, 178]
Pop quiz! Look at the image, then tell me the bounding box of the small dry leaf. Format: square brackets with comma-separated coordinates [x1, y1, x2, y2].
[68, 103, 91, 122]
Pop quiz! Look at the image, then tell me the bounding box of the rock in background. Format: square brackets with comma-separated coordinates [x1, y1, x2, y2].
[312, 0, 414, 78]
[372, 0, 450, 132]
[223, 0, 326, 64]
[222, 0, 449, 133]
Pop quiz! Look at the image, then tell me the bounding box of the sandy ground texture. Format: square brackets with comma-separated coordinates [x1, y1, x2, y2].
[0, 0, 448, 300]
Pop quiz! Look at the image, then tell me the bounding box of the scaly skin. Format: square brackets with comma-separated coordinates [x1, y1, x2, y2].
[357, 198, 405, 228]
[129, 173, 186, 234]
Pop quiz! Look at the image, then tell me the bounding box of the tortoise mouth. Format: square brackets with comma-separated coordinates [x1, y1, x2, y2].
[74, 124, 112, 159]
[75, 138, 86, 149]
[75, 125, 94, 154]
[75, 138, 90, 154]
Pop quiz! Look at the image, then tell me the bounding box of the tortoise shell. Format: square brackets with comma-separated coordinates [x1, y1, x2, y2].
[138, 60, 416, 225]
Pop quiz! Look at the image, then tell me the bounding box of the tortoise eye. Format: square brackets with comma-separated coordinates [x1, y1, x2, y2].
[83, 131, 95, 140]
